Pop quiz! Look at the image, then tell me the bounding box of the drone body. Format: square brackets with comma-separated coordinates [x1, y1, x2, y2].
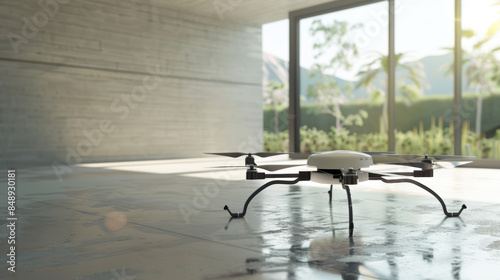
[307, 151, 373, 185]
[307, 150, 373, 170]
[207, 150, 470, 236]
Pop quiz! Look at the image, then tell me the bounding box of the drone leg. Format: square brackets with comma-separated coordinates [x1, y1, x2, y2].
[224, 178, 301, 218]
[328, 185, 333, 203]
[380, 178, 467, 217]
[345, 185, 354, 237]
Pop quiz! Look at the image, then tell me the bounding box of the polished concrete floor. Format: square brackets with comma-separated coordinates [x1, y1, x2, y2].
[1, 156, 500, 279]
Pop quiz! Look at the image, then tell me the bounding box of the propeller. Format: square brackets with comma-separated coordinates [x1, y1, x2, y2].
[382, 161, 434, 169]
[372, 153, 422, 161]
[206, 152, 293, 169]
[433, 161, 472, 168]
[256, 164, 306, 171]
[379, 161, 470, 169]
[381, 158, 473, 169]
[205, 152, 290, 158]
[427, 155, 476, 161]
[210, 165, 254, 169]
[210, 164, 305, 172]
[373, 153, 475, 161]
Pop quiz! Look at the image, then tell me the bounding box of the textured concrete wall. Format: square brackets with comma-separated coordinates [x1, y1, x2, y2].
[0, 0, 263, 167]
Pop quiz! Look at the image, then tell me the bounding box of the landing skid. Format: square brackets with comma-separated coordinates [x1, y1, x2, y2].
[223, 178, 466, 237]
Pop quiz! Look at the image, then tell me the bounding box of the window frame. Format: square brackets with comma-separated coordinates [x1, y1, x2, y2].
[288, 0, 464, 156]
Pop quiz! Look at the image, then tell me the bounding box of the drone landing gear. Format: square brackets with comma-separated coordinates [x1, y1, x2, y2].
[224, 178, 301, 218]
[380, 177, 467, 217]
[345, 185, 354, 237]
[330, 184, 354, 237]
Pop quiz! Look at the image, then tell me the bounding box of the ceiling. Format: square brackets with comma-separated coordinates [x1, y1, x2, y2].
[152, 0, 336, 25]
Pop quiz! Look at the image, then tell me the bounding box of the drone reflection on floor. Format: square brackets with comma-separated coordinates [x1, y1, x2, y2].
[211, 186, 467, 280]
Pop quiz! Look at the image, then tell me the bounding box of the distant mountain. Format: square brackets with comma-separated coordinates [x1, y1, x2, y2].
[263, 52, 288, 86]
[263, 52, 365, 103]
[263, 52, 460, 102]
[419, 52, 455, 95]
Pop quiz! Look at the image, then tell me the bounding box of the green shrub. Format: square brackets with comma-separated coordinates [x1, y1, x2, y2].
[263, 131, 288, 152]
[263, 94, 500, 159]
[264, 94, 500, 136]
[263, 126, 500, 159]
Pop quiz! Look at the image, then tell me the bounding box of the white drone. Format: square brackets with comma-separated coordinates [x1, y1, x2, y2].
[207, 150, 471, 236]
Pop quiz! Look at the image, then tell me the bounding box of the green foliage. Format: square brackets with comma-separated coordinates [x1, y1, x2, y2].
[309, 20, 362, 70]
[263, 125, 500, 159]
[307, 19, 367, 130]
[300, 126, 334, 153]
[355, 52, 429, 134]
[263, 130, 288, 153]
[264, 82, 288, 133]
[443, 24, 500, 135]
[264, 126, 388, 154]
[263, 94, 500, 136]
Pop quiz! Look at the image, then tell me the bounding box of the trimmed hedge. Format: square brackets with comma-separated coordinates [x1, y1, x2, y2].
[264, 94, 500, 136]
[264, 125, 500, 159]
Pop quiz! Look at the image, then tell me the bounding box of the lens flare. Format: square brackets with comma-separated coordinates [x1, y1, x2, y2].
[105, 211, 127, 231]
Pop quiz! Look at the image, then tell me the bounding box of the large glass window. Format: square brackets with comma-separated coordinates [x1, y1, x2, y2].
[284, 0, 500, 160]
[262, 19, 290, 153]
[394, 0, 455, 155]
[298, 1, 389, 153]
[461, 0, 500, 159]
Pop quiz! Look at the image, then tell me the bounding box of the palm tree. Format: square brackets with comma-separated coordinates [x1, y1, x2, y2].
[488, 2, 500, 41]
[355, 52, 428, 134]
[442, 24, 500, 135]
[462, 31, 500, 135]
[307, 20, 367, 131]
[442, 1, 500, 135]
[307, 72, 367, 130]
[467, 1, 500, 135]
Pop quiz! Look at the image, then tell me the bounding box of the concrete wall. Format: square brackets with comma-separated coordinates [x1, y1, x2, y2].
[0, 0, 263, 167]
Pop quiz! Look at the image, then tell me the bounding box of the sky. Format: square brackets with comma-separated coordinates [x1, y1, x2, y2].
[262, 0, 500, 81]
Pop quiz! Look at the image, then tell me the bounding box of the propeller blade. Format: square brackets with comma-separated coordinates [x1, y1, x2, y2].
[374, 153, 476, 161]
[381, 162, 434, 169]
[205, 152, 290, 158]
[255, 164, 305, 171]
[430, 155, 476, 160]
[381, 160, 472, 169]
[205, 152, 247, 158]
[253, 152, 291, 158]
[435, 161, 472, 169]
[374, 154, 423, 160]
[209, 165, 251, 169]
